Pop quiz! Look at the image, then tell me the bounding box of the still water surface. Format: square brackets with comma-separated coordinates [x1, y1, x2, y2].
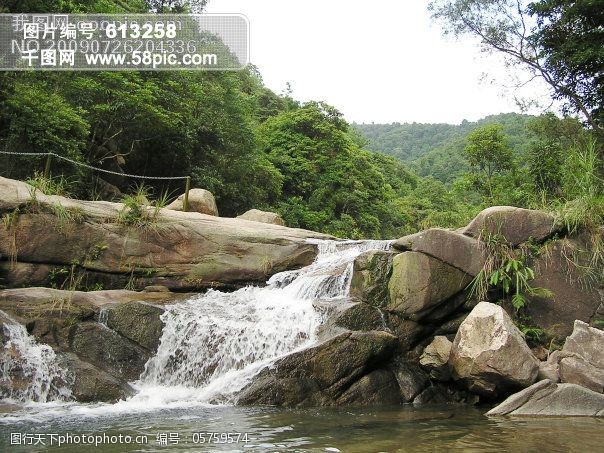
[1, 404, 602, 452]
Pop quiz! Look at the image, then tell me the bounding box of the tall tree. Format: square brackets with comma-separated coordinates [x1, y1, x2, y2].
[428, 0, 603, 136]
[465, 124, 514, 199]
[528, 0, 604, 133]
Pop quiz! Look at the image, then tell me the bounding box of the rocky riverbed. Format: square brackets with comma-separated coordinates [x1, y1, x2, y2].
[0, 176, 603, 417]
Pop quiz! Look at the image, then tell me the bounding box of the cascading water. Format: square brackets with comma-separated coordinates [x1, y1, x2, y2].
[0, 311, 70, 403]
[0, 239, 391, 416]
[135, 239, 392, 406]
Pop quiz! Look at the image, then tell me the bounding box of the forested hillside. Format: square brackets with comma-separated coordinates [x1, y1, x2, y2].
[353, 113, 535, 183]
[0, 0, 601, 242]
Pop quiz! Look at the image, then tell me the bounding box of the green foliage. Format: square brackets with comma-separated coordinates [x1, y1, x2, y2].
[117, 184, 157, 228]
[429, 0, 602, 134]
[48, 203, 85, 233]
[25, 172, 72, 197]
[517, 322, 548, 347]
[464, 124, 514, 200]
[354, 113, 535, 184]
[528, 0, 604, 132]
[468, 229, 553, 311]
[260, 102, 408, 238]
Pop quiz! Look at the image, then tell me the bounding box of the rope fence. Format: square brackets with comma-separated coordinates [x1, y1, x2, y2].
[0, 151, 192, 211]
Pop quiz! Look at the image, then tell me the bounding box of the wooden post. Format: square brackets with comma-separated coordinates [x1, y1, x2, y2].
[183, 176, 191, 212]
[44, 154, 52, 179]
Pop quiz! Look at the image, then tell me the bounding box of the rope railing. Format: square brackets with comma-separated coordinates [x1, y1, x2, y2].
[0, 151, 192, 210]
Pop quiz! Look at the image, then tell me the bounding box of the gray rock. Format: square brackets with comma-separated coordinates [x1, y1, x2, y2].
[334, 302, 388, 332]
[486, 379, 557, 415]
[527, 239, 604, 339]
[487, 380, 604, 416]
[558, 320, 604, 393]
[69, 322, 150, 381]
[336, 369, 402, 406]
[421, 292, 467, 323]
[390, 359, 429, 402]
[538, 351, 563, 382]
[237, 209, 285, 226]
[350, 251, 395, 307]
[559, 355, 604, 393]
[386, 314, 425, 352]
[104, 302, 165, 352]
[461, 206, 559, 246]
[237, 331, 398, 407]
[167, 188, 219, 216]
[387, 252, 471, 320]
[434, 312, 469, 336]
[449, 302, 539, 397]
[57, 352, 133, 403]
[420, 336, 452, 381]
[394, 228, 486, 276]
[563, 320, 604, 369]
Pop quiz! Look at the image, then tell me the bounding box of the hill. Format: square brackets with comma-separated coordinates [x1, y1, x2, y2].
[353, 113, 535, 183]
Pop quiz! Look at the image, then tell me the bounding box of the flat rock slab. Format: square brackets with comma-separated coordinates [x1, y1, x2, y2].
[0, 176, 331, 290]
[487, 380, 604, 417]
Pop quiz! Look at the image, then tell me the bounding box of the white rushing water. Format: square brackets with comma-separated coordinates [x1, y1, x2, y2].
[0, 239, 391, 419]
[0, 311, 71, 404]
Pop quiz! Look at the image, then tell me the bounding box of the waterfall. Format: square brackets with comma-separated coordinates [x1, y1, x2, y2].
[0, 311, 71, 403]
[136, 239, 391, 405]
[0, 239, 391, 412]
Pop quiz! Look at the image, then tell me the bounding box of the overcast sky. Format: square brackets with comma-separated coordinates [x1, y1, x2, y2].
[205, 0, 551, 125]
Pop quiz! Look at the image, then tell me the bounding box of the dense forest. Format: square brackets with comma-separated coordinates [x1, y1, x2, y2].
[0, 0, 602, 241]
[354, 113, 536, 183]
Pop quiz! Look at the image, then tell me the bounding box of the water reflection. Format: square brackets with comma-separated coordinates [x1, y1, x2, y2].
[1, 405, 602, 452]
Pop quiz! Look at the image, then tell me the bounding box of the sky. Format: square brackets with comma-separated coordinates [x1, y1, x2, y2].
[205, 0, 552, 125]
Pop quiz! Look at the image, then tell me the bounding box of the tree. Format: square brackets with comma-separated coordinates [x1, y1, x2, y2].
[465, 124, 514, 199]
[146, 0, 207, 13]
[528, 0, 604, 133]
[428, 0, 603, 136]
[526, 113, 588, 197]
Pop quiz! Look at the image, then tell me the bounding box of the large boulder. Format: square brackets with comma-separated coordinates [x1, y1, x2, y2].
[387, 252, 471, 320]
[69, 322, 150, 381]
[526, 237, 604, 340]
[527, 237, 604, 339]
[461, 206, 559, 246]
[236, 209, 285, 226]
[394, 228, 485, 276]
[166, 188, 219, 216]
[558, 320, 604, 393]
[350, 251, 395, 307]
[487, 379, 604, 416]
[237, 331, 398, 407]
[449, 302, 539, 397]
[57, 353, 134, 403]
[0, 177, 330, 291]
[334, 302, 388, 332]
